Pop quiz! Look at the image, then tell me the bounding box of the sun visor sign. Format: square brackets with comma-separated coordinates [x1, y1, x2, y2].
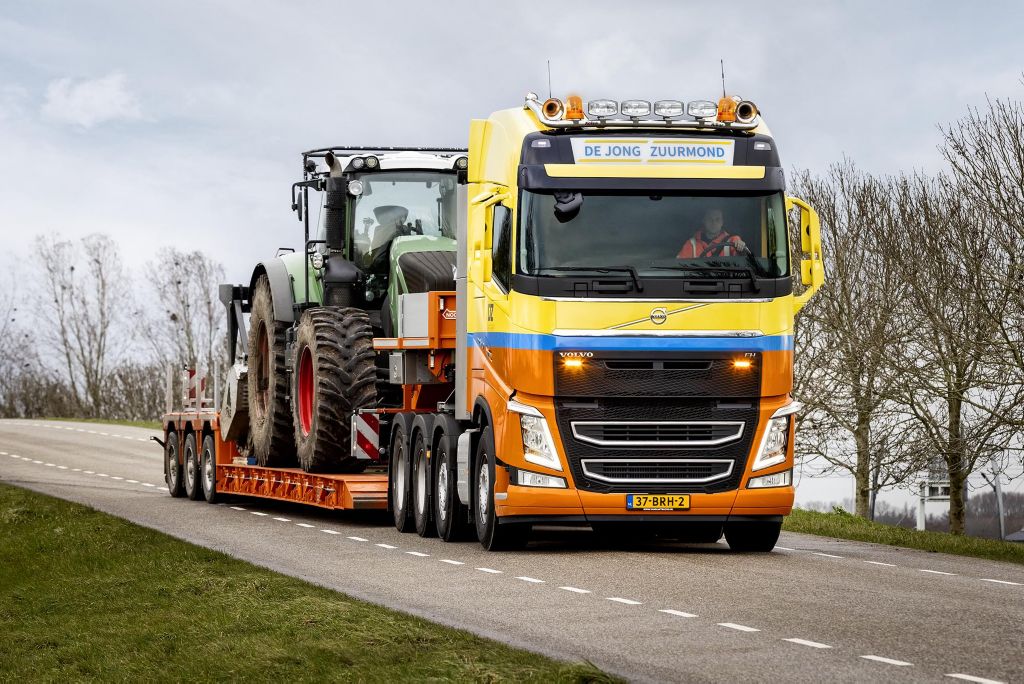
[570, 138, 735, 165]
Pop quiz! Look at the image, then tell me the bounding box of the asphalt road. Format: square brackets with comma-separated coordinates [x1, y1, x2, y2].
[1, 419, 1021, 684]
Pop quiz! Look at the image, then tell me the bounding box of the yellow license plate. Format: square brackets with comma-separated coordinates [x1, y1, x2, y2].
[627, 494, 690, 511]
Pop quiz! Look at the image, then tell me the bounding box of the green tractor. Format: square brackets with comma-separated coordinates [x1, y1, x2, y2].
[221, 147, 467, 473]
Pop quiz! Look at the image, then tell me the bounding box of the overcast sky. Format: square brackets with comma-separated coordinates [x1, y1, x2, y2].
[2, 1, 1023, 507]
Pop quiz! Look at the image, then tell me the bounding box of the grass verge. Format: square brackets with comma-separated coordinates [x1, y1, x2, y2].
[0, 483, 615, 682]
[36, 416, 161, 430]
[784, 507, 1024, 566]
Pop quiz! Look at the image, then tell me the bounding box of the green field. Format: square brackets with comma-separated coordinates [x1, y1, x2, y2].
[0, 483, 615, 682]
[784, 507, 1024, 566]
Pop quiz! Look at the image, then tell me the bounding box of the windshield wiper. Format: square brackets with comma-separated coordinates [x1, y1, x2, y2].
[535, 266, 644, 292]
[648, 264, 761, 292]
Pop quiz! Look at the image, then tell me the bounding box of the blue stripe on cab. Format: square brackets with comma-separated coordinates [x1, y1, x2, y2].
[471, 332, 793, 352]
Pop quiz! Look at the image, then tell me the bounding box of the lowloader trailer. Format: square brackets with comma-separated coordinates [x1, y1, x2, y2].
[163, 94, 824, 551]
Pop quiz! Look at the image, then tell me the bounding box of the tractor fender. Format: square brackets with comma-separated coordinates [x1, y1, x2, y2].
[250, 259, 294, 323]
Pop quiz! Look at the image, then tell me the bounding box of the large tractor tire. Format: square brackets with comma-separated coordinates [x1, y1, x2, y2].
[247, 274, 296, 466]
[292, 307, 377, 473]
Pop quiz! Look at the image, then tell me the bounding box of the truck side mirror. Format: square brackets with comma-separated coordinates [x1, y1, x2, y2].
[786, 195, 824, 313]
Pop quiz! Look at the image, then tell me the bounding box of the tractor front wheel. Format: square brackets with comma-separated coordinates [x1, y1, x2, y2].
[247, 274, 296, 466]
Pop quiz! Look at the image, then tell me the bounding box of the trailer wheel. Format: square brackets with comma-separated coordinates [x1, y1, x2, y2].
[433, 415, 470, 542]
[200, 434, 218, 504]
[247, 274, 296, 467]
[411, 415, 435, 538]
[183, 433, 202, 501]
[390, 413, 414, 532]
[474, 424, 529, 551]
[724, 521, 781, 552]
[292, 307, 376, 473]
[165, 431, 185, 498]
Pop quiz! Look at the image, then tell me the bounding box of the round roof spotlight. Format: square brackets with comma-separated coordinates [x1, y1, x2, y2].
[736, 100, 758, 124]
[654, 100, 684, 118]
[454, 156, 469, 170]
[347, 180, 364, 196]
[350, 157, 366, 170]
[542, 97, 563, 119]
[587, 99, 618, 118]
[364, 155, 379, 169]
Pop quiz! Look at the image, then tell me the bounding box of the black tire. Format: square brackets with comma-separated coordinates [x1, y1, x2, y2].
[200, 434, 218, 504]
[474, 424, 529, 551]
[433, 415, 471, 542]
[390, 413, 415, 533]
[724, 521, 782, 552]
[292, 307, 377, 473]
[247, 273, 296, 467]
[411, 415, 435, 538]
[165, 431, 185, 498]
[183, 433, 202, 501]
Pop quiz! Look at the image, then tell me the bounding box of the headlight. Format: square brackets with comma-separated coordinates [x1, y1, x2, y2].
[508, 399, 563, 472]
[748, 469, 792, 489]
[515, 468, 567, 488]
[751, 402, 802, 471]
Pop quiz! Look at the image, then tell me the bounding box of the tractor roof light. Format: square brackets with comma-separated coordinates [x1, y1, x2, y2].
[347, 180, 363, 196]
[364, 155, 379, 169]
[687, 100, 717, 119]
[620, 100, 651, 118]
[717, 96, 739, 123]
[454, 156, 468, 170]
[565, 95, 585, 121]
[350, 157, 366, 170]
[587, 99, 617, 118]
[654, 100, 684, 118]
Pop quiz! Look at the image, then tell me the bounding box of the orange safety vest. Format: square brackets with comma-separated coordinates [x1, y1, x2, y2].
[677, 231, 743, 258]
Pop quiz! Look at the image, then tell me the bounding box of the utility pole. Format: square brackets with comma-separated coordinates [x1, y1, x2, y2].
[980, 463, 1006, 541]
[916, 481, 926, 531]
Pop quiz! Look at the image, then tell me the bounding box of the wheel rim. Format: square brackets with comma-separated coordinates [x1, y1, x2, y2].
[437, 452, 448, 523]
[415, 442, 426, 516]
[168, 447, 178, 481]
[477, 455, 489, 520]
[298, 346, 314, 436]
[186, 453, 196, 488]
[395, 441, 406, 509]
[254, 320, 270, 418]
[204, 453, 214, 492]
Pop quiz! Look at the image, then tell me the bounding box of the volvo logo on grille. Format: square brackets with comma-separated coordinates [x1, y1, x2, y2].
[559, 351, 594, 358]
[650, 307, 668, 325]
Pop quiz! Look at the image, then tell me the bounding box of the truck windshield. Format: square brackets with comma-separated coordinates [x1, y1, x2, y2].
[518, 191, 789, 279]
[350, 171, 459, 269]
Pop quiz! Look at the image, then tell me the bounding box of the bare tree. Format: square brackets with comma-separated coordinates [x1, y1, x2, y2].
[34, 234, 132, 417]
[876, 174, 1023, 534]
[791, 163, 924, 518]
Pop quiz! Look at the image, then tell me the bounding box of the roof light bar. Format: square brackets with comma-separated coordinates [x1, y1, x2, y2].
[523, 93, 759, 130]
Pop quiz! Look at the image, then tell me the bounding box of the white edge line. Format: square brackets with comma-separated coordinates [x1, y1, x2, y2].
[718, 622, 759, 632]
[659, 609, 697, 618]
[861, 655, 913, 666]
[784, 638, 832, 649]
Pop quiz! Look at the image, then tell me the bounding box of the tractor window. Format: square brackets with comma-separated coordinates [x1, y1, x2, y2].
[350, 171, 459, 271]
[491, 204, 512, 291]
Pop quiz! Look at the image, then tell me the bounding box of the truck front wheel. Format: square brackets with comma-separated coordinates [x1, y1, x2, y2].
[291, 307, 376, 473]
[724, 520, 782, 552]
[474, 425, 529, 551]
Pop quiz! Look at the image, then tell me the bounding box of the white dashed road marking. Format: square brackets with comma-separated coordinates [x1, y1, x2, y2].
[864, 560, 896, 567]
[775, 546, 796, 551]
[919, 569, 957, 576]
[812, 552, 844, 559]
[515, 576, 544, 583]
[559, 586, 591, 594]
[376, 543, 397, 549]
[476, 567, 502, 574]
[295, 523, 314, 528]
[659, 609, 697, 618]
[110, 476, 123, 480]
[719, 623, 759, 632]
[607, 597, 642, 605]
[861, 655, 913, 666]
[230, 506, 246, 511]
[347, 536, 368, 542]
[440, 559, 464, 565]
[979, 578, 1021, 586]
[125, 479, 137, 483]
[142, 483, 155, 487]
[273, 517, 291, 522]
[406, 551, 429, 557]
[784, 638, 832, 649]
[946, 674, 1006, 684]
[321, 529, 340, 535]
[250, 511, 268, 516]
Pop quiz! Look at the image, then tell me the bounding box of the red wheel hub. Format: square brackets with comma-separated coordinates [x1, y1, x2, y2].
[298, 346, 314, 436]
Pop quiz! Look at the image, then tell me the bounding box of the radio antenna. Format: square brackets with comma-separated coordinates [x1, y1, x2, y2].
[547, 59, 552, 99]
[721, 59, 726, 98]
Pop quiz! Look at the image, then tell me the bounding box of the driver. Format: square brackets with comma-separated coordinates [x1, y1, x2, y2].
[677, 208, 747, 258]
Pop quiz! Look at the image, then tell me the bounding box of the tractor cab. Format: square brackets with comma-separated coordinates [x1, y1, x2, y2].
[295, 147, 468, 335]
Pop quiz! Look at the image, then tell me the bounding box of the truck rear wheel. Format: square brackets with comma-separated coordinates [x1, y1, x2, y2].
[183, 433, 202, 501]
[165, 431, 185, 498]
[200, 434, 218, 504]
[724, 521, 782, 552]
[433, 415, 470, 541]
[390, 413, 414, 532]
[411, 415, 435, 538]
[248, 274, 296, 467]
[474, 424, 529, 551]
[292, 307, 376, 473]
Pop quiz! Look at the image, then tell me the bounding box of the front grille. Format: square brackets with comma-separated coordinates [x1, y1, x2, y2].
[582, 459, 733, 484]
[571, 421, 743, 447]
[555, 397, 759, 494]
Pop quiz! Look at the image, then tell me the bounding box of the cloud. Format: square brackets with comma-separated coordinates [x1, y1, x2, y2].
[41, 72, 142, 128]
